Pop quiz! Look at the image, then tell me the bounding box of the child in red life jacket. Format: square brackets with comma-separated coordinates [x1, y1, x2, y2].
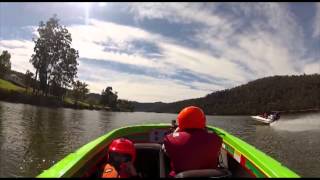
[102, 138, 138, 178]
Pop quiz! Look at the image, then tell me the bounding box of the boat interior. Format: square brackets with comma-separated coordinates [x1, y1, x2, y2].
[75, 127, 253, 178]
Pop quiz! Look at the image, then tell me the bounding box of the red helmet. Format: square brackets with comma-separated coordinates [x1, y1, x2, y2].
[177, 106, 206, 130]
[108, 138, 136, 162]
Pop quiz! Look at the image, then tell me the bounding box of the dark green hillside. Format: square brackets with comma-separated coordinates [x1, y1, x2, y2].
[133, 74, 320, 115]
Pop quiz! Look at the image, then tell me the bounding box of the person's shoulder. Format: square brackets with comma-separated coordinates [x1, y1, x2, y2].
[206, 131, 222, 140]
[164, 131, 189, 142]
[163, 132, 173, 143]
[164, 132, 173, 138]
[165, 131, 183, 138]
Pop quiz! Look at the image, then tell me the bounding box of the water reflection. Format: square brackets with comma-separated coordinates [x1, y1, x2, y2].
[0, 101, 319, 177]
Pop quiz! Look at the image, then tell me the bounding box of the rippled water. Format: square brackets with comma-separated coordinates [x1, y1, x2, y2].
[0, 101, 319, 177]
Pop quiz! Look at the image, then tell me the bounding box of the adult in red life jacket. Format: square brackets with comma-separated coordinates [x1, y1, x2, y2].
[101, 138, 138, 178]
[162, 106, 223, 177]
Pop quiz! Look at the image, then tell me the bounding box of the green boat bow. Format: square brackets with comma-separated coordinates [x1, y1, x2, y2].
[37, 124, 299, 178]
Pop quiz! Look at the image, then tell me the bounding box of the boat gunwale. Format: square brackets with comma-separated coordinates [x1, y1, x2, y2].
[208, 126, 299, 178]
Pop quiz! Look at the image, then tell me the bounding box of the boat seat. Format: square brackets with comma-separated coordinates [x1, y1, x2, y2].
[134, 143, 162, 150]
[134, 143, 166, 178]
[174, 168, 232, 178]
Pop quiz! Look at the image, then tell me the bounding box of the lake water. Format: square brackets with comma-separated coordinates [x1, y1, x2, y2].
[0, 101, 319, 177]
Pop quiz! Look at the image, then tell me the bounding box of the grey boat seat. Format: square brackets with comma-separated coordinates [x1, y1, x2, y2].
[175, 168, 232, 178]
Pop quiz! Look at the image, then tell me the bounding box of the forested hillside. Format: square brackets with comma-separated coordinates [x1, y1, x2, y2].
[132, 74, 320, 115]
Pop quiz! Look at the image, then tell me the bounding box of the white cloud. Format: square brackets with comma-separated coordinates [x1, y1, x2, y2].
[187, 81, 226, 92]
[313, 3, 320, 38]
[129, 3, 222, 26]
[68, 18, 250, 85]
[78, 64, 210, 102]
[303, 62, 320, 74]
[235, 32, 298, 76]
[68, 19, 168, 70]
[70, 19, 155, 43]
[158, 42, 249, 83]
[1, 3, 318, 102]
[0, 23, 230, 102]
[0, 40, 35, 73]
[183, 3, 305, 79]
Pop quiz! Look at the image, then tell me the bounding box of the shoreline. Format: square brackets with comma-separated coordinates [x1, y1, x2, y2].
[129, 108, 320, 116]
[1, 89, 318, 115]
[0, 89, 108, 111]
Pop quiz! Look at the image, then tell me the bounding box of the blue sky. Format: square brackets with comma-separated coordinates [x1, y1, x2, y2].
[0, 2, 319, 102]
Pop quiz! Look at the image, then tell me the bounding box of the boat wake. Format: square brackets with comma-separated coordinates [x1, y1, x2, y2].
[270, 113, 320, 132]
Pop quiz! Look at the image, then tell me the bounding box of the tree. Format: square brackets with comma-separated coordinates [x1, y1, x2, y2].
[72, 80, 89, 105]
[30, 54, 40, 94]
[0, 50, 11, 78]
[25, 70, 34, 92]
[100, 87, 111, 105]
[30, 14, 79, 97]
[117, 99, 134, 112]
[100, 86, 118, 109]
[134, 74, 320, 115]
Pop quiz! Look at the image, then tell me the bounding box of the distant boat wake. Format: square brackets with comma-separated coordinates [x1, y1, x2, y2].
[270, 113, 320, 132]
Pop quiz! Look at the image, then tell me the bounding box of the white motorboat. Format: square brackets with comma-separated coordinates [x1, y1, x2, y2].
[251, 115, 276, 124]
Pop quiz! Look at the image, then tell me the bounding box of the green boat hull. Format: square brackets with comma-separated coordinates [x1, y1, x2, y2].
[37, 124, 299, 178]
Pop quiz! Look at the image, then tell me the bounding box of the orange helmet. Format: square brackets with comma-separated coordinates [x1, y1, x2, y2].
[108, 138, 136, 162]
[177, 106, 206, 130]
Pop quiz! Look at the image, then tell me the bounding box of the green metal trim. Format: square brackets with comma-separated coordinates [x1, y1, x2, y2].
[224, 142, 235, 156]
[245, 159, 265, 178]
[207, 126, 300, 178]
[222, 141, 267, 177]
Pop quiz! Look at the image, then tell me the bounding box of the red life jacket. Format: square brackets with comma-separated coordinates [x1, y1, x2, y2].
[163, 129, 222, 175]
